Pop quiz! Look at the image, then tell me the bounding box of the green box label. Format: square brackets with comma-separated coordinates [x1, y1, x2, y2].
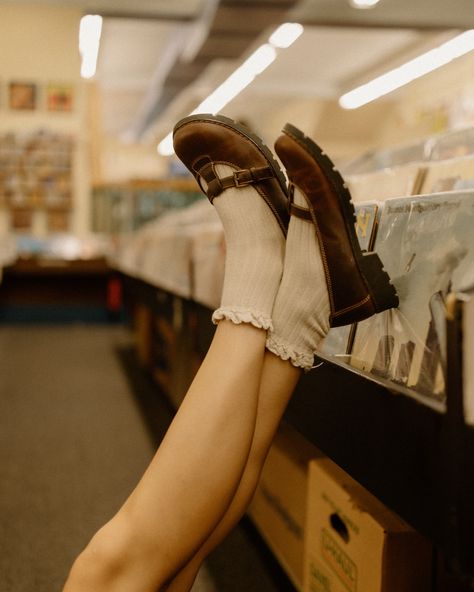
[309, 560, 332, 592]
[321, 528, 357, 592]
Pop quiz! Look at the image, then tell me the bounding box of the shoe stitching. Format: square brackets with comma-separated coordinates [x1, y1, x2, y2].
[332, 294, 371, 317]
[191, 150, 287, 234]
[306, 198, 336, 315]
[283, 127, 374, 300]
[183, 118, 287, 194]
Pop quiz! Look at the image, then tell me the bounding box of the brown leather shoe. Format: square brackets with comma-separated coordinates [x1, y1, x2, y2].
[274, 123, 399, 327]
[173, 114, 290, 235]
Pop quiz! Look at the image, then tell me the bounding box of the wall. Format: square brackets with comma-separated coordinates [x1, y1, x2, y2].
[0, 3, 89, 236]
[86, 77, 169, 185]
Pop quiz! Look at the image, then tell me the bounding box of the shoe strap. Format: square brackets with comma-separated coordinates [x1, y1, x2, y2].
[193, 157, 274, 201]
[288, 183, 312, 221]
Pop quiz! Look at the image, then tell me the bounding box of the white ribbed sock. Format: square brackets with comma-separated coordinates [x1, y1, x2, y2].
[266, 186, 330, 369]
[211, 165, 286, 330]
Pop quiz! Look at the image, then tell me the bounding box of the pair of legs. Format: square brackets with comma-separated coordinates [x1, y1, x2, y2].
[162, 339, 301, 592]
[63, 115, 397, 592]
[63, 117, 307, 592]
[63, 322, 300, 592]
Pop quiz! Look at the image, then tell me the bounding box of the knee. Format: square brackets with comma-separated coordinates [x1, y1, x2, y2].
[63, 521, 134, 590]
[64, 517, 170, 592]
[64, 533, 121, 592]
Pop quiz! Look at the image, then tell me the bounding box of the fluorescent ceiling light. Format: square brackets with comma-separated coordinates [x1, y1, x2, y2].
[340, 29, 474, 109]
[157, 22, 303, 156]
[158, 44, 277, 156]
[190, 44, 276, 115]
[79, 15, 103, 79]
[268, 22, 304, 48]
[349, 0, 381, 9]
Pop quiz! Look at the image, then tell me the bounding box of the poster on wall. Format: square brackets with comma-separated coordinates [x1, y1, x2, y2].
[46, 83, 74, 112]
[9, 82, 37, 110]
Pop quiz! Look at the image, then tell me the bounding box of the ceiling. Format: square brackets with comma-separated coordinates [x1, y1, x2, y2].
[96, 0, 299, 139]
[26, 0, 470, 145]
[290, 0, 474, 29]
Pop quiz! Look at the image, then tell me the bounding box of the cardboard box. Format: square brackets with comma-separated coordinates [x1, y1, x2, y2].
[304, 458, 432, 592]
[248, 424, 323, 590]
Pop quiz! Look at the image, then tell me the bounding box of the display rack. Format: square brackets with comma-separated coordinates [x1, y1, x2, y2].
[289, 298, 473, 583]
[0, 130, 74, 232]
[120, 274, 474, 586]
[91, 178, 202, 234]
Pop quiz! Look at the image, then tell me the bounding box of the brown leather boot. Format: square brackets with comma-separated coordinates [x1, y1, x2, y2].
[173, 114, 290, 236]
[274, 123, 398, 327]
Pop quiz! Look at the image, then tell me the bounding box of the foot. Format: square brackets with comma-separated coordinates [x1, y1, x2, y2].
[267, 124, 399, 369]
[173, 114, 290, 330]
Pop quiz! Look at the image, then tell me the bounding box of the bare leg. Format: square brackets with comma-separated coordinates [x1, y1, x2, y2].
[65, 116, 290, 592]
[162, 122, 400, 591]
[162, 352, 301, 592]
[63, 321, 268, 592]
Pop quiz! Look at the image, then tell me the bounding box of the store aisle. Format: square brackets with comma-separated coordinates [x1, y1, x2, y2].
[0, 325, 294, 592]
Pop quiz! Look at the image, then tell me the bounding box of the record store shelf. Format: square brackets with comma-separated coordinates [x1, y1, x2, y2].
[121, 274, 474, 583]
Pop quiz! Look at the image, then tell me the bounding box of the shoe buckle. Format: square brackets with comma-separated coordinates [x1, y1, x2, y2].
[233, 169, 253, 187]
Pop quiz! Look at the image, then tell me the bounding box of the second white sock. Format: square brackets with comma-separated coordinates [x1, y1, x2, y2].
[266, 187, 330, 369]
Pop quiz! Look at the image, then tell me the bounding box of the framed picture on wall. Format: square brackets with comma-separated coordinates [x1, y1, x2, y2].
[9, 82, 37, 110]
[46, 83, 74, 112]
[11, 208, 33, 230]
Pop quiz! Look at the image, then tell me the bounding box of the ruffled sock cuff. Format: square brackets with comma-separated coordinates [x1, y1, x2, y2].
[265, 332, 314, 370]
[212, 306, 273, 331]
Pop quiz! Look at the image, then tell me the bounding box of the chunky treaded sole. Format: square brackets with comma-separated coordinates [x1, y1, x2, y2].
[173, 113, 289, 199]
[283, 123, 399, 314]
[359, 252, 399, 312]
